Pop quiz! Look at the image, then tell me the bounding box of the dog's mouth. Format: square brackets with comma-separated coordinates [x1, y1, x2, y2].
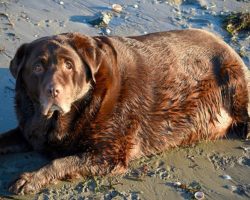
[48, 104, 64, 116]
[41, 102, 71, 118]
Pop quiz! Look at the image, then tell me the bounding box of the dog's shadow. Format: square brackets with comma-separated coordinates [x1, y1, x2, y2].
[0, 152, 49, 198]
[0, 68, 17, 134]
[70, 15, 95, 24]
[0, 68, 49, 197]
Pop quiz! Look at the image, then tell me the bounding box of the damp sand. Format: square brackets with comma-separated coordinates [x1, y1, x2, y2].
[0, 0, 250, 199]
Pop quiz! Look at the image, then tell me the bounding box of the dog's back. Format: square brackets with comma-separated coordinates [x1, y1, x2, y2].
[100, 29, 250, 156]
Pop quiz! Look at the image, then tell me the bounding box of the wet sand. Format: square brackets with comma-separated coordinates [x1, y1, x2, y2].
[0, 0, 250, 199]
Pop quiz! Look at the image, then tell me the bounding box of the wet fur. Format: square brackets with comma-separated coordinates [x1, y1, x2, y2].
[0, 29, 249, 194]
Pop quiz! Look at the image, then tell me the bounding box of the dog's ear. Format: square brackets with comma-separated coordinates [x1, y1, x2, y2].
[68, 33, 103, 82]
[10, 43, 28, 79]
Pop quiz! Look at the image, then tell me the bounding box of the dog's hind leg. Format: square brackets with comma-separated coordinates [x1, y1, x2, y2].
[220, 60, 250, 139]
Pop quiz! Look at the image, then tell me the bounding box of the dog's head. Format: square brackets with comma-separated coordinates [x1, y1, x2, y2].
[10, 33, 109, 118]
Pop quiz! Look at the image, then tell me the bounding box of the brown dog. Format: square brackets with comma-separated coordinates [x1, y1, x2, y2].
[0, 29, 249, 194]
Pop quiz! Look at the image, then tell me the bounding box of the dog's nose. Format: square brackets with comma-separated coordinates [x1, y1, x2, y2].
[47, 85, 61, 98]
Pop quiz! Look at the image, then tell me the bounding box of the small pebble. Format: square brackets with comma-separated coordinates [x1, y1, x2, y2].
[59, 1, 64, 5]
[133, 4, 139, 8]
[241, 146, 250, 151]
[147, 171, 156, 177]
[221, 174, 232, 180]
[159, 171, 168, 179]
[59, 21, 65, 27]
[105, 28, 111, 35]
[174, 181, 182, 186]
[201, 5, 209, 10]
[210, 4, 216, 8]
[226, 185, 237, 192]
[129, 191, 140, 200]
[210, 11, 217, 16]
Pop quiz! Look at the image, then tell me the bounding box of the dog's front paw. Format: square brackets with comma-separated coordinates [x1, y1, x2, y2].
[9, 172, 43, 195]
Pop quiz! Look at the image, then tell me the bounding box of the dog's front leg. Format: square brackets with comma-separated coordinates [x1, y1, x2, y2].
[0, 127, 31, 154]
[9, 152, 126, 195]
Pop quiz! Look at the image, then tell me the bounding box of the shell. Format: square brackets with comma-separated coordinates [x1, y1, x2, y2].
[174, 181, 182, 186]
[222, 175, 232, 180]
[194, 191, 205, 200]
[112, 4, 123, 13]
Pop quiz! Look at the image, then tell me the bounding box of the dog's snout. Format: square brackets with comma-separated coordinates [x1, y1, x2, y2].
[46, 84, 61, 98]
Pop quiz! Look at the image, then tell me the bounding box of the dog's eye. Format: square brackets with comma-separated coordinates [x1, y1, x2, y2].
[65, 61, 73, 70]
[33, 63, 44, 74]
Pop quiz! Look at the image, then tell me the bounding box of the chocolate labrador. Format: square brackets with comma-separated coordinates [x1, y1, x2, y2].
[0, 29, 249, 194]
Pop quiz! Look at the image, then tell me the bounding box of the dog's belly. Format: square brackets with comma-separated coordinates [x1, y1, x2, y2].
[135, 106, 233, 157]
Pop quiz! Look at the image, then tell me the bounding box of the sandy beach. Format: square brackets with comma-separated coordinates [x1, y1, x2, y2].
[0, 0, 250, 199]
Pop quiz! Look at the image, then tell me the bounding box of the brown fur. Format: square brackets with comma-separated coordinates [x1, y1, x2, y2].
[0, 29, 249, 194]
